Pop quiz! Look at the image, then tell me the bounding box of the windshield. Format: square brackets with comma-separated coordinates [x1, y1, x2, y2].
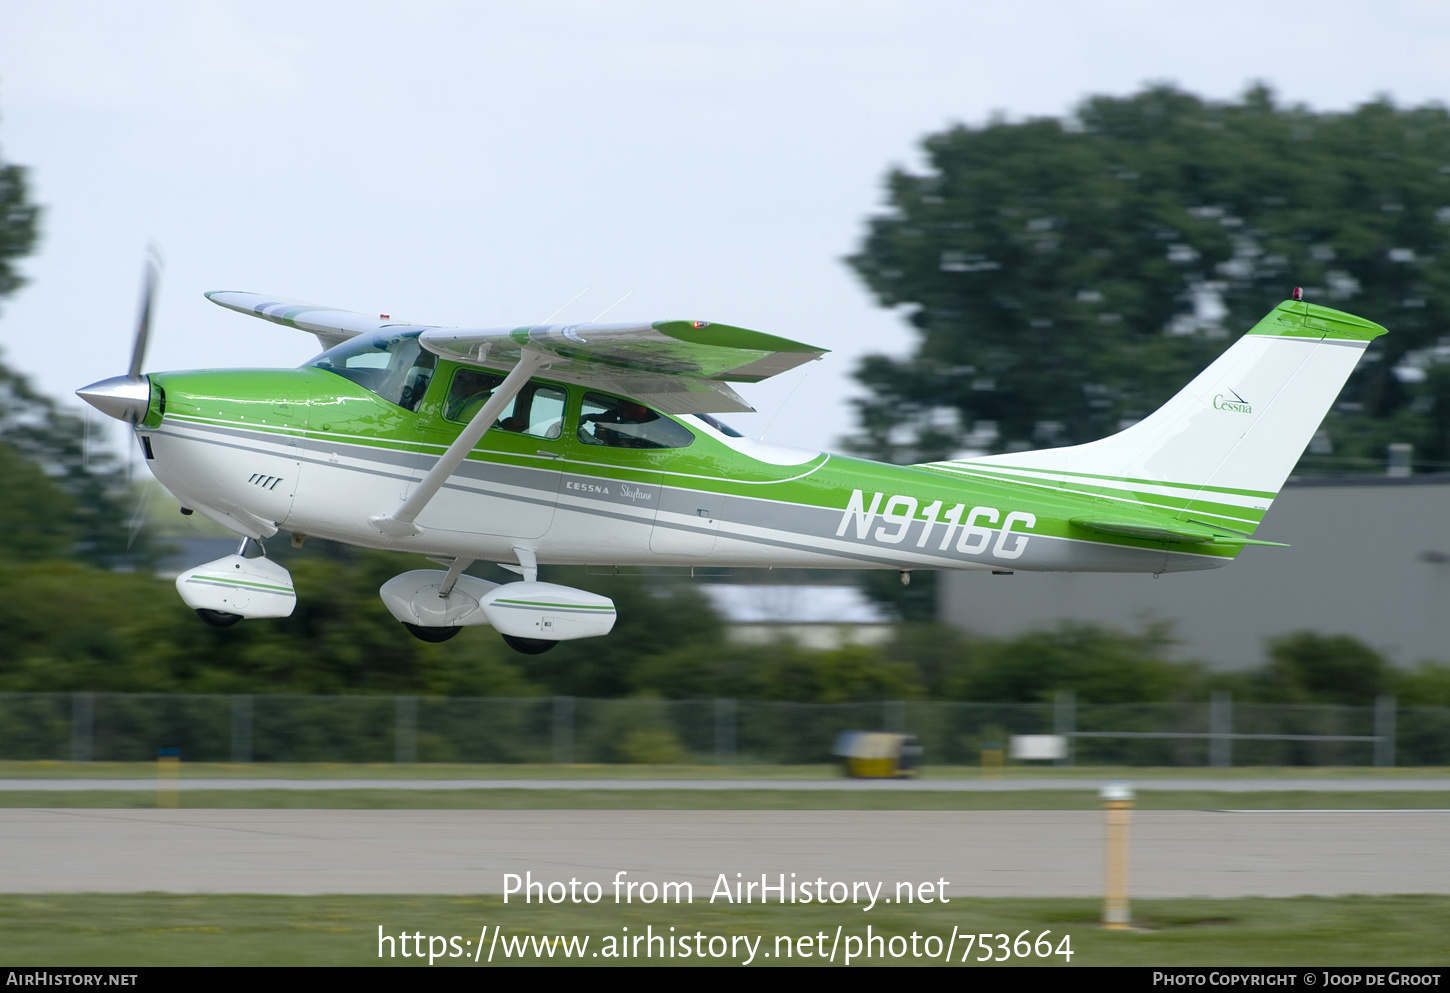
[307, 331, 436, 412]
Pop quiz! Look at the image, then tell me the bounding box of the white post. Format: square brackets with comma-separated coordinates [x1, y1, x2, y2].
[1100, 781, 1135, 929]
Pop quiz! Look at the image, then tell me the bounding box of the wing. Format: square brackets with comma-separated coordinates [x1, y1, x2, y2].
[205, 291, 435, 351]
[420, 320, 826, 414]
[207, 292, 828, 414]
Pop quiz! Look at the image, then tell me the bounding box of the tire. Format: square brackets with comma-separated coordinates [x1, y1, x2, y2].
[402, 622, 462, 643]
[196, 608, 243, 628]
[502, 634, 557, 655]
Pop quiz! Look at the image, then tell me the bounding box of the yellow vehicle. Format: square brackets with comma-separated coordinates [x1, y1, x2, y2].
[833, 731, 922, 779]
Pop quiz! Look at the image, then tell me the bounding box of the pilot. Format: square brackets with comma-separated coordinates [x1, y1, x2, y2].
[590, 400, 655, 448]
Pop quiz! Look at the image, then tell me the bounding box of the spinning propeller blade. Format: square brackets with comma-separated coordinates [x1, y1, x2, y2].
[127, 252, 160, 381]
[77, 251, 162, 423]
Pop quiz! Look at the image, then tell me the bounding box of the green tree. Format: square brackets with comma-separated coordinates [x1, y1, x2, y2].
[0, 123, 38, 301]
[513, 569, 727, 698]
[944, 621, 1196, 704]
[0, 363, 144, 567]
[848, 84, 1450, 471]
[1250, 631, 1391, 705]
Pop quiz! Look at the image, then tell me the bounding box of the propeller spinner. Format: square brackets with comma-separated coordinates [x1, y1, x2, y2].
[76, 255, 160, 423]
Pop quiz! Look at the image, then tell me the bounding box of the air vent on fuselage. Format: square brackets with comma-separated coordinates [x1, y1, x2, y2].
[247, 473, 284, 491]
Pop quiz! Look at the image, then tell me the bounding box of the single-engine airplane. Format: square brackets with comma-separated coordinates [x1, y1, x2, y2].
[77, 272, 1386, 654]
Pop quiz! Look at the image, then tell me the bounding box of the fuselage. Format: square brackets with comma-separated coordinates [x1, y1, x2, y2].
[137, 350, 1241, 577]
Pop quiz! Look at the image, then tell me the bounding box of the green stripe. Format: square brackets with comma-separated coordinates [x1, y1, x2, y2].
[492, 598, 613, 610]
[187, 576, 293, 593]
[924, 462, 1275, 500]
[652, 320, 824, 354]
[918, 464, 1268, 528]
[1247, 300, 1388, 342]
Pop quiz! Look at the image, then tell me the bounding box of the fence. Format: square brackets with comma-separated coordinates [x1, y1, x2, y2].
[0, 692, 1441, 766]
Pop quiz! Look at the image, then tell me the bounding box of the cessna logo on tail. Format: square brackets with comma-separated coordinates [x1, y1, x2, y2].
[1213, 389, 1252, 414]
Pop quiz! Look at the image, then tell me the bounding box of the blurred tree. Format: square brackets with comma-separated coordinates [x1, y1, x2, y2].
[0, 363, 144, 567]
[1251, 631, 1391, 705]
[0, 121, 39, 302]
[0, 442, 76, 560]
[944, 621, 1196, 704]
[514, 568, 727, 698]
[1394, 660, 1450, 706]
[0, 116, 142, 566]
[857, 568, 938, 624]
[0, 551, 539, 696]
[848, 84, 1450, 472]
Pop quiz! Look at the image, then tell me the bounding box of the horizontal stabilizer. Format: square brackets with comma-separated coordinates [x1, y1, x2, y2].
[1070, 517, 1288, 547]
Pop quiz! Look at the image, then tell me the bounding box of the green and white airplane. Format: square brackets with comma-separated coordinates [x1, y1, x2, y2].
[77, 272, 1386, 654]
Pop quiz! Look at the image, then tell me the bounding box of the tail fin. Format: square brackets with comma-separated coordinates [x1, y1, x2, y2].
[924, 300, 1387, 536]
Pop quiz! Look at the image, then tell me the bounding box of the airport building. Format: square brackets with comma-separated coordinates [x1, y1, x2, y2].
[938, 475, 1450, 669]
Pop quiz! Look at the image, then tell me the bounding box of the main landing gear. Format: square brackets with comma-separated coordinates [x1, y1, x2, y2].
[500, 634, 557, 655]
[402, 623, 462, 643]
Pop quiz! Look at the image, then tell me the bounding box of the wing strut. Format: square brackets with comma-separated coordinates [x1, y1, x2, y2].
[369, 349, 550, 538]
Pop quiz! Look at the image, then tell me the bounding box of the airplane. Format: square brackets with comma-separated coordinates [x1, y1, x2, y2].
[77, 272, 1387, 654]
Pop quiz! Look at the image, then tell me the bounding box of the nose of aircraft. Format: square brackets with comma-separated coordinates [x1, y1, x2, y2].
[77, 375, 151, 423]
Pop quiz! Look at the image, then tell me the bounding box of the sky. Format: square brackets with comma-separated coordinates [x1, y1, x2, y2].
[1, 0, 1448, 456]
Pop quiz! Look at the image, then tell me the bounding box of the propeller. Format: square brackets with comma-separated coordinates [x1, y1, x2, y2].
[128, 252, 159, 381]
[76, 249, 163, 423]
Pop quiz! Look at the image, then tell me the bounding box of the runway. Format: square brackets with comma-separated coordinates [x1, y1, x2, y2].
[4, 808, 1446, 897]
[3, 777, 1448, 791]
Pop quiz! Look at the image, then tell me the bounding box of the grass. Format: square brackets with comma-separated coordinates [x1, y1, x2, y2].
[0, 894, 1446, 966]
[2, 788, 1450, 809]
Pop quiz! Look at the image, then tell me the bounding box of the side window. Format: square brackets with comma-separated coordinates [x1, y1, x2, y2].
[578, 392, 695, 450]
[444, 369, 565, 440]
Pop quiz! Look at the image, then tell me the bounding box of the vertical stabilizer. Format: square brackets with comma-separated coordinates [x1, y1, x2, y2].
[921, 300, 1387, 536]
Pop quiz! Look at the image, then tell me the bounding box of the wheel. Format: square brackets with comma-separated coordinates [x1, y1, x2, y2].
[403, 623, 462, 643]
[502, 634, 557, 655]
[196, 608, 243, 628]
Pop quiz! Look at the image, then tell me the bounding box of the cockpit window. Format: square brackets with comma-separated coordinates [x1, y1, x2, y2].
[578, 393, 695, 449]
[307, 331, 436, 412]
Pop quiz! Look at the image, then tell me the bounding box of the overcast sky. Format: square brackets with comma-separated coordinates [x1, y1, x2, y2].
[1, 0, 1447, 456]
